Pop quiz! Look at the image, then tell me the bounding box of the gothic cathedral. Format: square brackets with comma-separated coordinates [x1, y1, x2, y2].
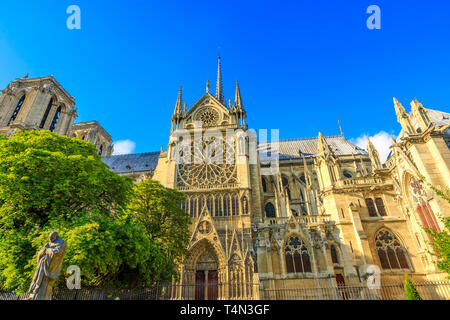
[1, 58, 449, 300]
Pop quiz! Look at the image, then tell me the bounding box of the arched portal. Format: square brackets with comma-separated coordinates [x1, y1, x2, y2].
[195, 250, 219, 300]
[183, 238, 226, 300]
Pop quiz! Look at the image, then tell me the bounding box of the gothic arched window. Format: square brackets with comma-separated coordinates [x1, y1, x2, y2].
[375, 198, 387, 216]
[49, 106, 62, 132]
[365, 198, 378, 217]
[189, 197, 197, 218]
[8, 95, 26, 125]
[375, 229, 410, 270]
[284, 237, 312, 273]
[262, 177, 267, 192]
[231, 194, 238, 216]
[214, 196, 222, 217]
[265, 203, 276, 218]
[206, 195, 213, 215]
[223, 194, 230, 217]
[281, 177, 291, 200]
[98, 144, 103, 156]
[343, 171, 352, 179]
[40, 98, 53, 128]
[330, 245, 339, 264]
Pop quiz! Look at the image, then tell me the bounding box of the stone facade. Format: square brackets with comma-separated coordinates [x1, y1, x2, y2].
[1, 63, 449, 299]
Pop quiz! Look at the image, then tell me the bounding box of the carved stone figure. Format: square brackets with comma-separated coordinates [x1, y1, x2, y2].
[26, 232, 66, 300]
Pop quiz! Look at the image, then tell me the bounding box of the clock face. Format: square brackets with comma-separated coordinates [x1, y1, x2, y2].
[197, 107, 220, 127]
[176, 137, 238, 190]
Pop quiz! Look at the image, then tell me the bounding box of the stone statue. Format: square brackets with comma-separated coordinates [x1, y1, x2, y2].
[26, 232, 66, 300]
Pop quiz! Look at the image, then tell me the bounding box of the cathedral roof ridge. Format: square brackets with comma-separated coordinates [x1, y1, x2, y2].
[102, 151, 161, 159]
[270, 134, 349, 143]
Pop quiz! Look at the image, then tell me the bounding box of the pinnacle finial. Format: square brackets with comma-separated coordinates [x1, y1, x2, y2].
[206, 80, 210, 93]
[317, 132, 332, 157]
[234, 80, 244, 109]
[172, 86, 183, 120]
[338, 120, 344, 136]
[390, 136, 396, 144]
[215, 56, 225, 104]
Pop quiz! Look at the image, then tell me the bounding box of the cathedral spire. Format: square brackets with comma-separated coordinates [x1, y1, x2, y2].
[172, 86, 183, 118]
[367, 137, 382, 171]
[317, 132, 332, 158]
[171, 86, 183, 133]
[234, 80, 243, 108]
[215, 56, 225, 105]
[410, 99, 432, 131]
[393, 97, 416, 135]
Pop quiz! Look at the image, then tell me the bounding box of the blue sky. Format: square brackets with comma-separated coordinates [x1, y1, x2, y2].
[1, 1, 449, 159]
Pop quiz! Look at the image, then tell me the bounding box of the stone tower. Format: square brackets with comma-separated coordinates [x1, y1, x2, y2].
[0, 76, 77, 136]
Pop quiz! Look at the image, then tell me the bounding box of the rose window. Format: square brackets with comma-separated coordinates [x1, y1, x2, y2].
[198, 108, 219, 127]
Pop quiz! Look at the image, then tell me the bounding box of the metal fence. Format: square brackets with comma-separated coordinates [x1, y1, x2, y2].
[260, 282, 450, 300]
[0, 282, 260, 301]
[1, 281, 449, 300]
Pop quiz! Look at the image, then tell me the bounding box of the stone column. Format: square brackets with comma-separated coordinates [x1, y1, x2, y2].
[279, 246, 287, 278]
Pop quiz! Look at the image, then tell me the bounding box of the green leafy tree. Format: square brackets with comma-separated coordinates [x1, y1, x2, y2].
[404, 274, 422, 300]
[419, 176, 450, 276]
[0, 131, 188, 294]
[125, 179, 191, 281]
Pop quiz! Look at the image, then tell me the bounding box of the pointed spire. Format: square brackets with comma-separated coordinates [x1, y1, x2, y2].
[317, 132, 332, 158]
[338, 120, 344, 136]
[215, 56, 225, 104]
[410, 99, 431, 131]
[234, 80, 243, 108]
[393, 97, 407, 121]
[171, 86, 183, 133]
[393, 97, 415, 135]
[172, 86, 183, 117]
[367, 137, 382, 171]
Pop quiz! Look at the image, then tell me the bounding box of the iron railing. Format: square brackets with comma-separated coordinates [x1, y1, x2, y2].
[259, 282, 450, 300]
[1, 281, 449, 300]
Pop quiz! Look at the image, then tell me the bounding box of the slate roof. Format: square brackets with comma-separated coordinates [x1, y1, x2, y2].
[102, 152, 161, 174]
[258, 135, 367, 161]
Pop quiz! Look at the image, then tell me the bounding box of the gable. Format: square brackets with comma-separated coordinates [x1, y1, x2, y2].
[183, 93, 232, 129]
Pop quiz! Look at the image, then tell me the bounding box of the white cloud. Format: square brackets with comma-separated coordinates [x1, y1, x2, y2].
[112, 140, 136, 155]
[351, 131, 396, 163]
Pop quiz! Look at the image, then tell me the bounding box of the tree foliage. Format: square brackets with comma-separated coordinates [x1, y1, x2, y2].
[404, 274, 422, 300]
[419, 176, 450, 276]
[0, 131, 190, 294]
[125, 179, 191, 280]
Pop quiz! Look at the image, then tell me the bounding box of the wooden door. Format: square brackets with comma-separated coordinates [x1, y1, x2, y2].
[195, 271, 205, 300]
[335, 274, 349, 300]
[207, 270, 218, 300]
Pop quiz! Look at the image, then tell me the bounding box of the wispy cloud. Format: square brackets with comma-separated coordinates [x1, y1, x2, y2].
[351, 131, 396, 162]
[112, 140, 136, 155]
